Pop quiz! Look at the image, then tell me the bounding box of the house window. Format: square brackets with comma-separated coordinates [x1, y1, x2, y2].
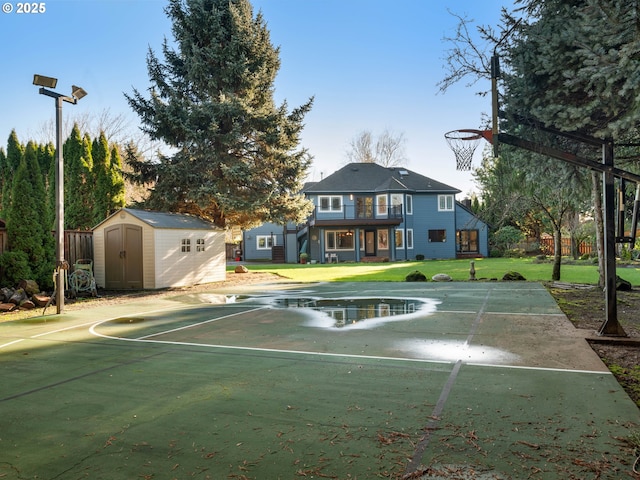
[377, 230, 389, 249]
[319, 195, 342, 212]
[257, 235, 275, 250]
[377, 194, 387, 216]
[326, 230, 354, 250]
[406, 229, 414, 249]
[438, 195, 454, 211]
[356, 196, 374, 218]
[181, 238, 191, 252]
[395, 229, 404, 249]
[196, 238, 205, 252]
[429, 229, 447, 242]
[457, 229, 479, 253]
[406, 195, 413, 215]
[391, 193, 403, 216]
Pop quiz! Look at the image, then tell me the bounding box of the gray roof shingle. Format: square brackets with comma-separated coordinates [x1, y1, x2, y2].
[303, 163, 460, 194]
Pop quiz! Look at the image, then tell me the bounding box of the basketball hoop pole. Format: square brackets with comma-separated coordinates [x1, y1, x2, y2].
[491, 54, 500, 158]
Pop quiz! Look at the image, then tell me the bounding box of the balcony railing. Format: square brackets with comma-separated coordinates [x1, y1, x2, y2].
[310, 204, 403, 222]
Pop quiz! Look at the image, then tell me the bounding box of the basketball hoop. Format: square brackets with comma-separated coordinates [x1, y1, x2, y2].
[444, 129, 492, 171]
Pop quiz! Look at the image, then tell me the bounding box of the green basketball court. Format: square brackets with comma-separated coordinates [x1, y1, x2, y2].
[0, 281, 638, 479]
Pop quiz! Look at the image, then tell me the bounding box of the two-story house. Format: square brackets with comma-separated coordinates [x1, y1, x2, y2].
[240, 163, 488, 263]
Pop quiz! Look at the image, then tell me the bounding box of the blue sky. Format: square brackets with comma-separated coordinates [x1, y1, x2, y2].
[0, 0, 510, 196]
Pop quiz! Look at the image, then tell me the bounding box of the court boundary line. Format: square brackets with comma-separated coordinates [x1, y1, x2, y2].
[86, 303, 609, 375]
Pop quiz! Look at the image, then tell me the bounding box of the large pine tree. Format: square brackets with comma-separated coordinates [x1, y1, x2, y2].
[126, 0, 314, 228]
[504, 0, 640, 138]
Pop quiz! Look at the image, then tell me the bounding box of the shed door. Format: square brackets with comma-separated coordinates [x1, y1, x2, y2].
[104, 224, 143, 289]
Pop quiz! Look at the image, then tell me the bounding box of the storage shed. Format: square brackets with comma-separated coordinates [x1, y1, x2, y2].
[93, 208, 225, 289]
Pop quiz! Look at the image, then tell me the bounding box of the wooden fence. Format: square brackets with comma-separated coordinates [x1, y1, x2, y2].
[64, 230, 94, 268]
[539, 237, 594, 256]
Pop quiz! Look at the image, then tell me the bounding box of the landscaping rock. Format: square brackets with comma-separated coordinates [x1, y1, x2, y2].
[32, 294, 51, 307]
[18, 279, 39, 296]
[0, 287, 13, 302]
[432, 273, 452, 282]
[502, 271, 526, 281]
[8, 289, 27, 305]
[0, 302, 16, 312]
[234, 265, 249, 274]
[19, 299, 35, 310]
[405, 270, 427, 282]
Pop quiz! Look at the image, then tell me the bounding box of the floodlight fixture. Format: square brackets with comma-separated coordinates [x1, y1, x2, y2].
[33, 74, 58, 88]
[71, 85, 87, 100]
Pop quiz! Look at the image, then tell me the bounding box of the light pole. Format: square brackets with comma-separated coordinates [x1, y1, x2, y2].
[33, 74, 87, 314]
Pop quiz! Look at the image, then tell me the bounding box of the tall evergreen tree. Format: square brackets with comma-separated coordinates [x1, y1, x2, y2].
[92, 131, 111, 224]
[91, 134, 126, 225]
[126, 0, 314, 228]
[2, 130, 25, 217]
[506, 0, 640, 138]
[108, 145, 126, 212]
[6, 142, 54, 287]
[63, 124, 94, 229]
[0, 147, 6, 218]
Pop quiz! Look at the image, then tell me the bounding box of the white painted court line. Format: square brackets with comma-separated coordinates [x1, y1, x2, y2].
[91, 327, 455, 366]
[467, 362, 611, 375]
[0, 339, 26, 349]
[0, 305, 188, 350]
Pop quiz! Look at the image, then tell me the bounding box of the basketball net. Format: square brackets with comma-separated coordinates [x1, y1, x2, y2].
[444, 130, 485, 171]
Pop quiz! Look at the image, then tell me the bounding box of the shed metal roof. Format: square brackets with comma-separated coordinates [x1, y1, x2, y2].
[96, 208, 220, 231]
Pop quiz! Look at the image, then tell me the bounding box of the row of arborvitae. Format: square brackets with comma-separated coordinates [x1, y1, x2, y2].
[0, 280, 51, 312]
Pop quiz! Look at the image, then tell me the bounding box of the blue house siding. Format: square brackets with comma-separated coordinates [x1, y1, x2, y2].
[242, 222, 283, 261]
[410, 195, 457, 259]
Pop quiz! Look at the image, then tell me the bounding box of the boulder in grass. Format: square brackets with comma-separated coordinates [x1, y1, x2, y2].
[502, 271, 526, 281]
[617, 275, 632, 291]
[235, 265, 249, 274]
[432, 273, 452, 282]
[405, 270, 427, 282]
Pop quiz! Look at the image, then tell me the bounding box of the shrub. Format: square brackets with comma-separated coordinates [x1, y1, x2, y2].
[503, 248, 526, 258]
[0, 251, 33, 287]
[492, 226, 524, 251]
[415, 254, 425, 261]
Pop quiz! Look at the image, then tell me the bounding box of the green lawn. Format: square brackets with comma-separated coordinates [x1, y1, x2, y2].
[230, 257, 640, 285]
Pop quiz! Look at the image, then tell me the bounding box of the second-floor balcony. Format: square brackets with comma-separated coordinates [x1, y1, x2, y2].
[308, 204, 403, 228]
